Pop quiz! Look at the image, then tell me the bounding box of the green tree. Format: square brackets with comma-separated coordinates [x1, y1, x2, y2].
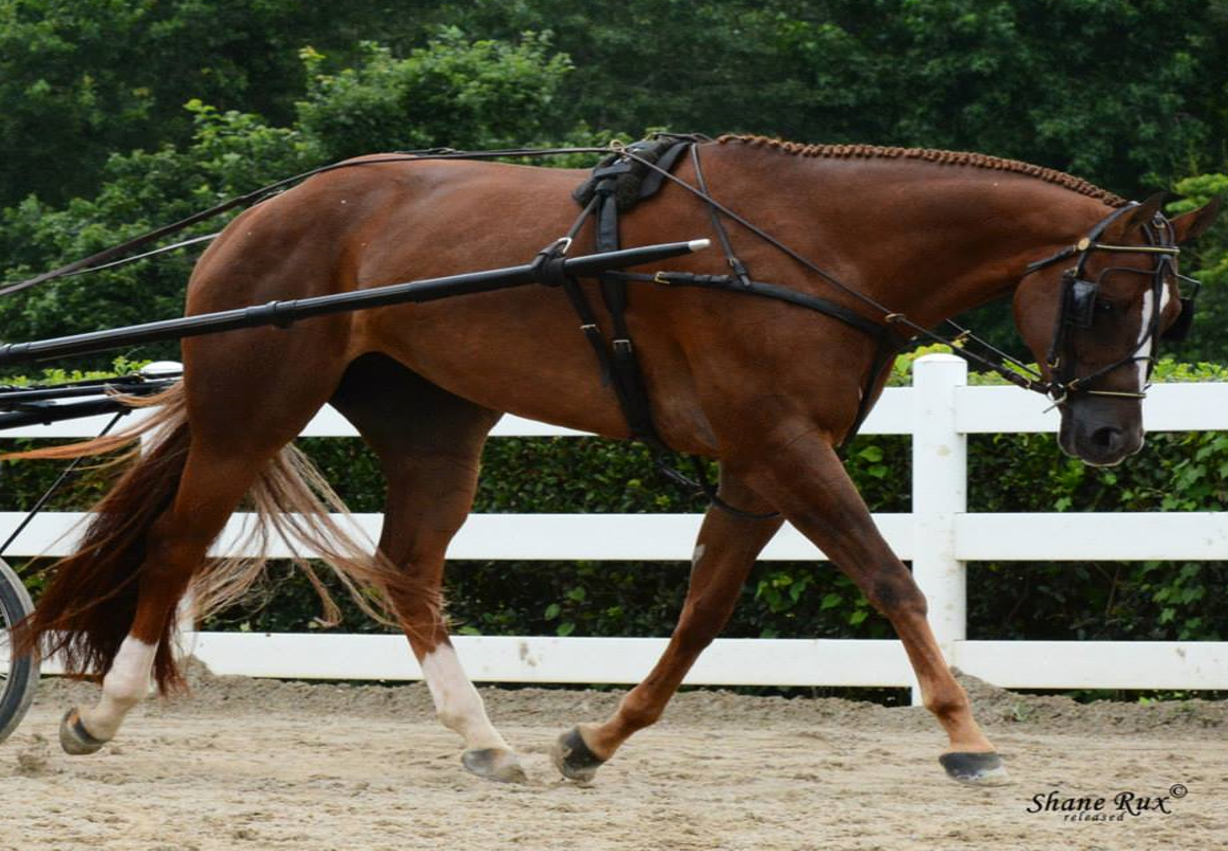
[0, 0, 430, 207]
[0, 31, 581, 358]
[1164, 171, 1228, 362]
[298, 31, 576, 161]
[451, 0, 1228, 197]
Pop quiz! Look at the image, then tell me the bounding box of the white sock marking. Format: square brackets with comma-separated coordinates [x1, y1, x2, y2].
[421, 645, 509, 751]
[79, 636, 156, 740]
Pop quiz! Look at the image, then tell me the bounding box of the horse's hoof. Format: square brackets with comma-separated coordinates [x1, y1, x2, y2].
[461, 748, 528, 783]
[939, 751, 1011, 786]
[551, 726, 606, 783]
[59, 708, 107, 756]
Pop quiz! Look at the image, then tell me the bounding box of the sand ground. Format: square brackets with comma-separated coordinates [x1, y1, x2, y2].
[1, 667, 1224, 851]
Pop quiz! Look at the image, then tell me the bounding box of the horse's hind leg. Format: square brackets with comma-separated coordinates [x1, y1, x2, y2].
[553, 470, 783, 782]
[329, 354, 522, 782]
[62, 443, 280, 752]
[60, 353, 351, 754]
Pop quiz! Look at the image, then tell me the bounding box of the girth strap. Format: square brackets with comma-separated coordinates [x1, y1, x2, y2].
[590, 143, 678, 448]
[561, 139, 779, 518]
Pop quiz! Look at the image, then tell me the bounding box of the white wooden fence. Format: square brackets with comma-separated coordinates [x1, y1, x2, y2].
[3, 354, 1226, 698]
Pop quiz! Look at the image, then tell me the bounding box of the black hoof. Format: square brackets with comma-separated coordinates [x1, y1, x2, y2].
[59, 708, 107, 756]
[939, 751, 1011, 786]
[461, 748, 528, 783]
[550, 726, 606, 783]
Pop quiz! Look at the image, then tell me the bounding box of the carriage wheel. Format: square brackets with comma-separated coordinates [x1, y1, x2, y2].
[0, 558, 39, 744]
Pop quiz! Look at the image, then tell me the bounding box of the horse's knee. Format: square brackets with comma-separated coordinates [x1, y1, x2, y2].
[673, 590, 739, 656]
[868, 571, 927, 618]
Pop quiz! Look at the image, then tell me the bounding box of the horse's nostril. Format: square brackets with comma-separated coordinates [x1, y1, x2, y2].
[1090, 426, 1123, 452]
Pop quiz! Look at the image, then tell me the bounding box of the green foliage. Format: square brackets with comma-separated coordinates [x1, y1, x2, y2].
[1161, 172, 1228, 362]
[0, 30, 586, 365]
[454, 0, 1228, 198]
[297, 32, 577, 161]
[0, 0, 426, 207]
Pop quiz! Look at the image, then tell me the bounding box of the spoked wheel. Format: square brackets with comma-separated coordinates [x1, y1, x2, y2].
[0, 558, 39, 744]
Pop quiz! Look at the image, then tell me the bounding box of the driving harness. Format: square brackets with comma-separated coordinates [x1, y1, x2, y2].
[547, 135, 1190, 516]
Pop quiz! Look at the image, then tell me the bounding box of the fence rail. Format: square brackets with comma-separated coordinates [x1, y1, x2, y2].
[4, 355, 1227, 697]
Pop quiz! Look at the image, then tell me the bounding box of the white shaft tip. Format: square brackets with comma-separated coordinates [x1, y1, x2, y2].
[687, 238, 711, 252]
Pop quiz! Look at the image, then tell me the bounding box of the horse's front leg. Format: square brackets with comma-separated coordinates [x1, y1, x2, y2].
[552, 470, 783, 781]
[741, 435, 1008, 785]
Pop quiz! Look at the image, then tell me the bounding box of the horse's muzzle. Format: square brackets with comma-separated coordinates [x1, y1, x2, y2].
[1058, 398, 1145, 467]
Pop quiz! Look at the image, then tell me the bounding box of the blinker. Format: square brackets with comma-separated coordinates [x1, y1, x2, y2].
[1063, 274, 1099, 329]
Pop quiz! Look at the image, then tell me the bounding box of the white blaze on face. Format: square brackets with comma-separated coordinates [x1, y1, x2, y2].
[1136, 282, 1171, 392]
[79, 635, 157, 741]
[420, 644, 509, 751]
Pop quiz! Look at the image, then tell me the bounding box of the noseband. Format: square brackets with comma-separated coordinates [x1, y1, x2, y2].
[1021, 202, 1189, 405]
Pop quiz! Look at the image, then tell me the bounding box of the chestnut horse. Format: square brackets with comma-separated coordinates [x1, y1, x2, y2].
[13, 135, 1219, 787]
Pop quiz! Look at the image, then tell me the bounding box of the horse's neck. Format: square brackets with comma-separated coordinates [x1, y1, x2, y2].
[721, 149, 1115, 328]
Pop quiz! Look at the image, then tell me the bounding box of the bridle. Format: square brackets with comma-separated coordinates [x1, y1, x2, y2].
[1020, 201, 1190, 406]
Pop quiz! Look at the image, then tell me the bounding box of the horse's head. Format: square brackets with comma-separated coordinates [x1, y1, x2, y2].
[1012, 194, 1221, 466]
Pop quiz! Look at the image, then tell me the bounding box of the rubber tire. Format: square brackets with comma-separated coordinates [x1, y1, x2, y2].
[0, 558, 39, 745]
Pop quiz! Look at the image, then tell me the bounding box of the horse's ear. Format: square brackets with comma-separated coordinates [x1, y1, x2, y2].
[1125, 192, 1169, 229]
[1170, 196, 1223, 244]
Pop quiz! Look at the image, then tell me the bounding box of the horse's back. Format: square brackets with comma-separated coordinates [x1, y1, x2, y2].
[187, 157, 589, 313]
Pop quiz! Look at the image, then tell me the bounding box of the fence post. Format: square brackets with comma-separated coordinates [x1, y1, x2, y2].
[910, 353, 968, 705]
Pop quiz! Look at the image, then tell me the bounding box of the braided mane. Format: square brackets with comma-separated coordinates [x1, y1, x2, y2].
[717, 134, 1127, 207]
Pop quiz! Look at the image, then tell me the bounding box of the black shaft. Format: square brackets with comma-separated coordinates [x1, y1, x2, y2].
[0, 240, 707, 367]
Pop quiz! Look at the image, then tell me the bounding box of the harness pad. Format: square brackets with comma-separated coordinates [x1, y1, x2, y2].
[571, 137, 693, 212]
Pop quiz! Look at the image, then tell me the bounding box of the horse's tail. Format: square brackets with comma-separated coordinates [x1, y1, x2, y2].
[9, 384, 410, 692]
[8, 384, 193, 689]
